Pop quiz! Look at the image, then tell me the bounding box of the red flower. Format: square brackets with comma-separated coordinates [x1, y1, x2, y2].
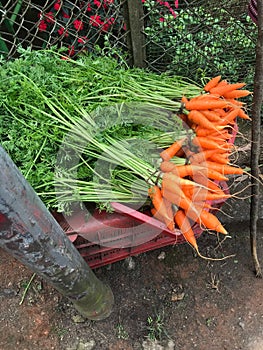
[44, 12, 54, 23]
[77, 36, 88, 44]
[94, 0, 102, 7]
[62, 12, 70, 18]
[89, 14, 103, 27]
[54, 2, 61, 11]
[159, 17, 165, 22]
[104, 0, 114, 3]
[169, 7, 177, 18]
[38, 20, 47, 31]
[58, 27, 64, 36]
[73, 19, 84, 31]
[174, 0, 179, 8]
[58, 27, 69, 37]
[87, 3, 92, 11]
[68, 45, 75, 56]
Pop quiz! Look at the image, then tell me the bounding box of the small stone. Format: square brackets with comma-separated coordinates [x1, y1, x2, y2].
[77, 340, 96, 350]
[157, 252, 166, 260]
[72, 314, 86, 323]
[125, 257, 136, 270]
[171, 292, 185, 302]
[238, 321, 245, 330]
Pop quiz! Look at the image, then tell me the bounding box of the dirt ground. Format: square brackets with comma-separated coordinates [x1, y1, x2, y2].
[0, 124, 263, 350]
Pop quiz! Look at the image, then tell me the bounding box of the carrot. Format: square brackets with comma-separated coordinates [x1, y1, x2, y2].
[181, 96, 188, 104]
[215, 79, 228, 88]
[195, 127, 228, 137]
[161, 179, 200, 219]
[208, 153, 229, 164]
[189, 149, 226, 164]
[193, 167, 229, 182]
[174, 209, 199, 250]
[213, 108, 228, 117]
[200, 110, 222, 122]
[160, 137, 186, 161]
[209, 82, 246, 96]
[151, 199, 175, 231]
[186, 188, 230, 202]
[219, 108, 241, 125]
[198, 209, 228, 234]
[226, 99, 245, 107]
[204, 75, 222, 92]
[223, 89, 252, 99]
[148, 185, 172, 223]
[163, 198, 175, 231]
[161, 171, 205, 188]
[192, 136, 233, 150]
[184, 99, 229, 111]
[200, 161, 243, 175]
[187, 110, 220, 130]
[237, 108, 251, 120]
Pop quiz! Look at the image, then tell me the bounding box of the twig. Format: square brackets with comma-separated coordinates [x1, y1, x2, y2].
[250, 0, 263, 277]
[19, 273, 36, 305]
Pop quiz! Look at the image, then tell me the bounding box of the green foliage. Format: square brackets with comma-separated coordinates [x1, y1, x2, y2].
[0, 48, 199, 211]
[144, 3, 257, 87]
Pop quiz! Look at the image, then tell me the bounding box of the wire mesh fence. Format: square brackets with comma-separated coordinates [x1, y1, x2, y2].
[0, 0, 258, 85]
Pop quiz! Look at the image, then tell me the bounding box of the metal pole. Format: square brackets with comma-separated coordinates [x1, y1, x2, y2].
[0, 146, 114, 320]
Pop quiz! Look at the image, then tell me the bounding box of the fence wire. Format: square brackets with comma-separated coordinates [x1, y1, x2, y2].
[0, 0, 258, 85]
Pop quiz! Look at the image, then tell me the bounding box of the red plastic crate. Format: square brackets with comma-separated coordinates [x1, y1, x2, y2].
[53, 183, 228, 269]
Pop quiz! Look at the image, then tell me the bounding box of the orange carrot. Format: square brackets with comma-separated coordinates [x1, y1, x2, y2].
[160, 137, 186, 161]
[226, 99, 245, 107]
[193, 167, 229, 182]
[219, 108, 241, 125]
[189, 149, 226, 164]
[192, 136, 233, 150]
[161, 179, 200, 218]
[200, 161, 243, 175]
[186, 188, 230, 202]
[187, 110, 220, 130]
[208, 153, 229, 164]
[204, 76, 222, 92]
[181, 96, 189, 104]
[200, 110, 222, 122]
[185, 99, 229, 111]
[215, 79, 228, 88]
[209, 82, 246, 96]
[223, 89, 251, 99]
[237, 108, 251, 120]
[198, 209, 228, 234]
[163, 198, 175, 231]
[174, 209, 199, 250]
[148, 185, 172, 223]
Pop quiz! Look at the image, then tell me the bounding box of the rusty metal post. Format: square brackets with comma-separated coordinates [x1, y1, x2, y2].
[0, 146, 114, 320]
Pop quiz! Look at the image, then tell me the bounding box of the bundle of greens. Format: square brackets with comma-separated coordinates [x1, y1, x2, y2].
[0, 48, 201, 211]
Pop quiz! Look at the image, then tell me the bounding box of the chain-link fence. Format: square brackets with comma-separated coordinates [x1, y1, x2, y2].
[0, 0, 257, 84]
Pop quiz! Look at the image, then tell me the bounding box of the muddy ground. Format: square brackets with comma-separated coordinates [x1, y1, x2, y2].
[0, 124, 263, 350]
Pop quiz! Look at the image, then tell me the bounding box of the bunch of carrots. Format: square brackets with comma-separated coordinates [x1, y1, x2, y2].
[148, 76, 251, 258]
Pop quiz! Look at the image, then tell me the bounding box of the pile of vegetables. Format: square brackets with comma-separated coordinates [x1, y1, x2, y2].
[148, 76, 251, 256]
[0, 50, 252, 256]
